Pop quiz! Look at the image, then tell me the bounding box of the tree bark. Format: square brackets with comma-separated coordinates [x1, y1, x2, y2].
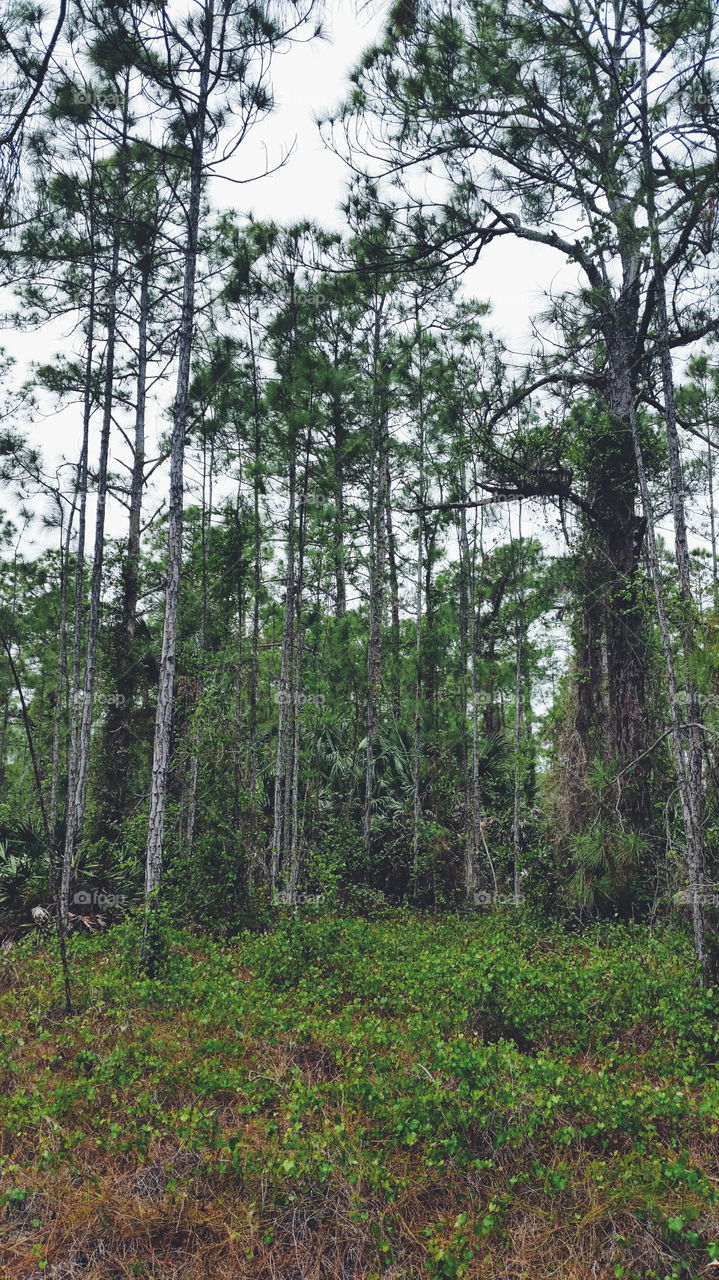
[363, 295, 388, 860]
[331, 368, 347, 619]
[143, 1, 214, 945]
[272, 441, 298, 897]
[100, 259, 150, 830]
[60, 268, 95, 931]
[636, 11, 708, 980]
[411, 329, 426, 890]
[511, 504, 524, 905]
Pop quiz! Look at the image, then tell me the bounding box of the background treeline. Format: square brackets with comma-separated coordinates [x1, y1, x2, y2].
[1, 0, 719, 977]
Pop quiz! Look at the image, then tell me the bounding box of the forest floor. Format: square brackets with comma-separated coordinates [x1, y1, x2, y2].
[1, 911, 718, 1280]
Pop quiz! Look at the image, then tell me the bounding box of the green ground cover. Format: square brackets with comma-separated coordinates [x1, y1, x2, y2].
[1, 912, 718, 1279]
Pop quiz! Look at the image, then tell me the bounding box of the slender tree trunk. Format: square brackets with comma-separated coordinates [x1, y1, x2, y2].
[457, 458, 476, 900]
[60, 273, 95, 931]
[144, 6, 214, 950]
[386, 485, 401, 724]
[288, 435, 310, 901]
[631, 408, 708, 981]
[411, 350, 425, 890]
[272, 447, 298, 897]
[708, 433, 717, 600]
[69, 217, 122, 863]
[2, 638, 72, 1012]
[469, 475, 497, 896]
[234, 584, 245, 826]
[49, 490, 77, 844]
[363, 296, 388, 860]
[424, 523, 438, 803]
[185, 433, 213, 859]
[637, 13, 708, 979]
[331, 375, 347, 619]
[101, 260, 150, 829]
[511, 504, 524, 905]
[246, 296, 263, 851]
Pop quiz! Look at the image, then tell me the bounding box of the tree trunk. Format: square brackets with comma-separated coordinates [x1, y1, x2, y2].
[511, 504, 524, 905]
[69, 212, 121, 869]
[288, 462, 308, 902]
[49, 488, 77, 845]
[411, 340, 425, 890]
[708, 432, 717, 600]
[386, 483, 402, 724]
[631, 408, 708, 981]
[100, 259, 150, 829]
[457, 459, 476, 900]
[331, 375, 347, 619]
[272, 446, 298, 897]
[363, 297, 388, 861]
[185, 432, 212, 862]
[636, 12, 708, 980]
[246, 292, 263, 856]
[143, 3, 214, 946]
[59, 272, 95, 931]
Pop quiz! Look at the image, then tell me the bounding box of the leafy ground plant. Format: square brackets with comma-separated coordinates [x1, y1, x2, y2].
[1, 912, 719, 1278]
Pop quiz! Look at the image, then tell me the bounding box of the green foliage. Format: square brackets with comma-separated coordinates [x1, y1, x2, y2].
[569, 825, 650, 916]
[249, 912, 374, 989]
[0, 823, 48, 911]
[1, 916, 719, 1276]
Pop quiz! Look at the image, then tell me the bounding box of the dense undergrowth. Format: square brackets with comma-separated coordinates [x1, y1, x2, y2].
[1, 911, 719, 1279]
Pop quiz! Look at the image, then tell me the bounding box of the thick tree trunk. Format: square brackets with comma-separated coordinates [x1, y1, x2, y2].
[584, 310, 651, 826]
[573, 545, 608, 763]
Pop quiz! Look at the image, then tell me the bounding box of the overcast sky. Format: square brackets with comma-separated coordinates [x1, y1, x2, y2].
[2, 0, 691, 586]
[225, 0, 563, 344]
[3, 0, 567, 547]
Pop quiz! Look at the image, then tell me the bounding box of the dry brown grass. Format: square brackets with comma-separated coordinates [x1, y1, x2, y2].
[2, 1135, 713, 1280]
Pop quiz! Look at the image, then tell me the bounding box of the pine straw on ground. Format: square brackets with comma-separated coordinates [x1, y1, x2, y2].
[2, 1146, 714, 1279]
